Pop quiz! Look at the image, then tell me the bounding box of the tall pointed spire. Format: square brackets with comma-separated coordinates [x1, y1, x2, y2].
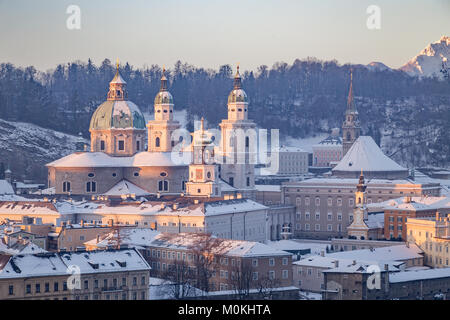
[233, 64, 242, 89]
[107, 58, 127, 100]
[346, 68, 356, 113]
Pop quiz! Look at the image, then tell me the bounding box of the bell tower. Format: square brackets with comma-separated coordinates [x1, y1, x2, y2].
[342, 69, 361, 156]
[186, 118, 221, 197]
[147, 68, 181, 152]
[219, 65, 256, 199]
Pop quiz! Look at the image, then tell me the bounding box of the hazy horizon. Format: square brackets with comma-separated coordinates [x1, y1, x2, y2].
[0, 0, 449, 72]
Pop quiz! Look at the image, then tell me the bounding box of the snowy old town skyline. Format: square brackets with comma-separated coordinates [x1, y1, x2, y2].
[0, 0, 449, 307]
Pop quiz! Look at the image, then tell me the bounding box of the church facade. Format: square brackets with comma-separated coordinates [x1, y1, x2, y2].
[46, 64, 257, 199]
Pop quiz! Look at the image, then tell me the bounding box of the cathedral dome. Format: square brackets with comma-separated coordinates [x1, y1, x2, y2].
[154, 90, 174, 105]
[89, 100, 146, 130]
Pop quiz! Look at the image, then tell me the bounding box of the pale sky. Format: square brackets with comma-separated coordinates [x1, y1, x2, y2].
[0, 0, 449, 72]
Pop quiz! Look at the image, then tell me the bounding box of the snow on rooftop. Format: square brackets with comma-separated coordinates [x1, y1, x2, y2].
[0, 248, 150, 279]
[204, 199, 267, 216]
[328, 244, 423, 261]
[333, 136, 407, 173]
[104, 180, 150, 197]
[254, 185, 281, 192]
[0, 180, 14, 195]
[46, 151, 190, 168]
[368, 196, 450, 212]
[85, 228, 160, 249]
[389, 267, 450, 283]
[149, 233, 290, 258]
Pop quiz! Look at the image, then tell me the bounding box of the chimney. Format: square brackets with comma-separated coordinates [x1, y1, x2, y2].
[334, 260, 339, 268]
[160, 203, 166, 210]
[384, 264, 389, 271]
[352, 260, 356, 265]
[173, 203, 178, 210]
[194, 199, 199, 205]
[320, 251, 325, 257]
[96, 235, 100, 243]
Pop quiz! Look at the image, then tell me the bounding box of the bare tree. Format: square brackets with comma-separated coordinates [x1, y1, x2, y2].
[256, 273, 281, 300]
[159, 259, 197, 299]
[228, 259, 254, 299]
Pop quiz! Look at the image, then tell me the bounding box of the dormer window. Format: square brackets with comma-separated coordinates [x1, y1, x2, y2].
[116, 90, 121, 97]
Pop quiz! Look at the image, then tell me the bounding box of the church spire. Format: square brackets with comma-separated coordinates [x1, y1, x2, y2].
[346, 68, 356, 113]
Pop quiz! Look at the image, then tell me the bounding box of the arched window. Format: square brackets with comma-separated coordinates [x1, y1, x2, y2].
[86, 181, 96, 193]
[347, 132, 351, 141]
[245, 136, 249, 148]
[155, 137, 160, 147]
[62, 181, 71, 193]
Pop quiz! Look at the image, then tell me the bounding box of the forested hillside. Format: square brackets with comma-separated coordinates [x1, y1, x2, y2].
[0, 57, 449, 181]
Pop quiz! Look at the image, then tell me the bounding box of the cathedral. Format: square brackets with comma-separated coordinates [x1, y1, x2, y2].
[46, 64, 257, 199]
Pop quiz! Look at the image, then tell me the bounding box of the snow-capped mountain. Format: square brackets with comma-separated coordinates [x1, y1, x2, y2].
[400, 36, 450, 78]
[366, 61, 391, 72]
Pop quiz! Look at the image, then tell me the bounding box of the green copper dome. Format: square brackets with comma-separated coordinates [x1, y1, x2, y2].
[227, 88, 248, 104]
[89, 100, 146, 131]
[154, 91, 174, 105]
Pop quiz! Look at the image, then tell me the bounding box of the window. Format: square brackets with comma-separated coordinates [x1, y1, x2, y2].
[252, 259, 258, 267]
[246, 177, 250, 187]
[296, 197, 301, 206]
[327, 224, 332, 231]
[100, 140, 105, 151]
[327, 213, 332, 221]
[269, 258, 275, 266]
[86, 181, 96, 193]
[252, 272, 258, 281]
[315, 213, 320, 220]
[136, 140, 140, 151]
[229, 177, 234, 187]
[45, 283, 49, 292]
[62, 181, 71, 193]
[337, 198, 342, 206]
[305, 198, 310, 206]
[118, 140, 125, 151]
[133, 277, 137, 286]
[282, 270, 289, 279]
[282, 257, 288, 265]
[158, 180, 169, 192]
[54, 282, 59, 292]
[315, 224, 320, 231]
[84, 280, 89, 290]
[328, 198, 332, 206]
[155, 137, 160, 147]
[305, 223, 310, 231]
[8, 285, 13, 295]
[269, 271, 275, 280]
[122, 278, 127, 286]
[315, 198, 320, 206]
[88, 172, 95, 178]
[35, 283, 40, 293]
[305, 212, 310, 220]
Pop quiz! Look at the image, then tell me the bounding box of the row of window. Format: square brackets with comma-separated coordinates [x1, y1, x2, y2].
[296, 212, 345, 221]
[62, 179, 175, 193]
[297, 223, 343, 232]
[9, 281, 67, 295]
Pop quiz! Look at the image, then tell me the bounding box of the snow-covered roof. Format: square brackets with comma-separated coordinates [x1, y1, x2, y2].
[265, 240, 321, 252]
[0, 238, 47, 255]
[283, 177, 431, 189]
[0, 180, 14, 195]
[46, 151, 191, 168]
[367, 196, 450, 212]
[366, 212, 385, 229]
[278, 146, 307, 153]
[389, 267, 450, 283]
[254, 185, 281, 192]
[0, 201, 61, 216]
[204, 199, 267, 216]
[84, 228, 160, 249]
[104, 180, 150, 197]
[0, 248, 150, 279]
[149, 233, 290, 258]
[332, 136, 407, 173]
[328, 244, 423, 262]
